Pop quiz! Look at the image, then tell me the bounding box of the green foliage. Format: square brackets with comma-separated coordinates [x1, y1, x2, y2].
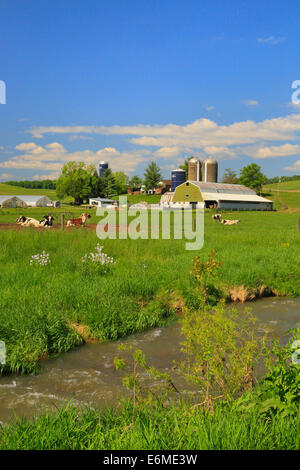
[113, 171, 129, 195]
[238, 163, 267, 193]
[189, 248, 223, 305]
[236, 328, 300, 417]
[221, 168, 238, 184]
[129, 175, 143, 189]
[56, 161, 100, 204]
[179, 303, 263, 404]
[0, 395, 298, 450]
[143, 161, 162, 190]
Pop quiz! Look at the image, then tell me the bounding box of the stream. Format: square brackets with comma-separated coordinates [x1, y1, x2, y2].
[0, 297, 299, 424]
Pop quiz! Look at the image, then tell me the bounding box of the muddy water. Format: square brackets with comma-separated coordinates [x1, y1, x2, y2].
[0, 297, 299, 424]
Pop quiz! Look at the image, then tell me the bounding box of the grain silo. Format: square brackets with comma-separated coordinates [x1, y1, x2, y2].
[99, 161, 109, 177]
[202, 158, 218, 183]
[188, 157, 201, 181]
[171, 168, 186, 192]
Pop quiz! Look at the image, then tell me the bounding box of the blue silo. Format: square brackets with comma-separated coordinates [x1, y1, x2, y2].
[99, 161, 109, 177]
[171, 168, 186, 192]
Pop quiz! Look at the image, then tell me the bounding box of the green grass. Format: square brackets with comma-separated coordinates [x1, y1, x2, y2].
[1, 210, 300, 375]
[112, 193, 162, 204]
[0, 400, 298, 450]
[0, 183, 58, 200]
[264, 190, 300, 209]
[264, 180, 300, 191]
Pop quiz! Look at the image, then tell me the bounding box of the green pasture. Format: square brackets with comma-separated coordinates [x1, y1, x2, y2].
[264, 180, 300, 191]
[263, 190, 300, 209]
[0, 183, 58, 199]
[0, 210, 300, 375]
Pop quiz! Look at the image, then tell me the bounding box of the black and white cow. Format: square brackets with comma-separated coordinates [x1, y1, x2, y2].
[39, 215, 54, 227]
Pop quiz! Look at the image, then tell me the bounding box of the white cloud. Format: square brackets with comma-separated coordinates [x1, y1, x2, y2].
[27, 114, 300, 149]
[2, 113, 300, 176]
[242, 100, 259, 107]
[0, 172, 14, 181]
[257, 36, 285, 45]
[284, 160, 300, 172]
[203, 104, 215, 111]
[0, 143, 151, 175]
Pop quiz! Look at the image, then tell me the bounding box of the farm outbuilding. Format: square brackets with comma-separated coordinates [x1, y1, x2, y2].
[15, 195, 54, 208]
[0, 196, 17, 208]
[89, 198, 118, 208]
[164, 181, 273, 211]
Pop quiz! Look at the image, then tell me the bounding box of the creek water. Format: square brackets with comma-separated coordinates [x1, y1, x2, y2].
[0, 297, 299, 424]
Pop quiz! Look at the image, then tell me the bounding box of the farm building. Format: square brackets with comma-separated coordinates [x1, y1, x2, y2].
[15, 195, 54, 208]
[0, 195, 55, 208]
[0, 196, 17, 208]
[165, 181, 273, 210]
[89, 198, 118, 208]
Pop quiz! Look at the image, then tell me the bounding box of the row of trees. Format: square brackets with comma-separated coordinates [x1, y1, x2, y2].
[4, 179, 56, 189]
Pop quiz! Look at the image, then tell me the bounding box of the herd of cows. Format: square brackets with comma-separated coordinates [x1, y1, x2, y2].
[15, 212, 240, 228]
[16, 213, 91, 228]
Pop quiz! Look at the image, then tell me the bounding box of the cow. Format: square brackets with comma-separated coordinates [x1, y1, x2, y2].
[39, 215, 54, 227]
[66, 213, 91, 227]
[16, 216, 42, 227]
[212, 214, 222, 221]
[221, 219, 241, 225]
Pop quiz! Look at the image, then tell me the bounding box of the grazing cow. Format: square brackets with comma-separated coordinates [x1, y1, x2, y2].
[221, 219, 241, 225]
[66, 213, 91, 227]
[212, 214, 222, 221]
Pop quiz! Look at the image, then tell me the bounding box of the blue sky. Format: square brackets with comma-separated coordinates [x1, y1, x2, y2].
[0, 0, 300, 181]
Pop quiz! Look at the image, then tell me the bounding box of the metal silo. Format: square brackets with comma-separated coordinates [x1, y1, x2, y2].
[202, 158, 218, 183]
[171, 168, 186, 192]
[99, 161, 109, 177]
[188, 157, 201, 181]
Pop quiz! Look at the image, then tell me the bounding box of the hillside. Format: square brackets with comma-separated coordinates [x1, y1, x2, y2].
[264, 180, 300, 191]
[0, 183, 58, 200]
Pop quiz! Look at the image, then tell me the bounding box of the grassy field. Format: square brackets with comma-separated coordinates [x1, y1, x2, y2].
[1, 209, 300, 375]
[0, 183, 58, 199]
[263, 190, 300, 210]
[264, 180, 300, 191]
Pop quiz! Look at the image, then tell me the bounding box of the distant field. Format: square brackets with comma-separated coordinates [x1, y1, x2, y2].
[112, 193, 162, 204]
[264, 180, 300, 191]
[263, 190, 300, 209]
[0, 183, 58, 199]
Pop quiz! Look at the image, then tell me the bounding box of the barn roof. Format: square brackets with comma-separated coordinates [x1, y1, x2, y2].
[0, 195, 15, 202]
[188, 181, 256, 194]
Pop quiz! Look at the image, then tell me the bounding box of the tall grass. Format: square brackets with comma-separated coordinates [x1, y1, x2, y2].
[0, 400, 298, 450]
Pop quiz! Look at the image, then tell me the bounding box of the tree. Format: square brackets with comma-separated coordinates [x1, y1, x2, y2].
[56, 161, 100, 204]
[129, 175, 143, 189]
[238, 163, 267, 194]
[113, 171, 129, 195]
[143, 162, 162, 190]
[221, 168, 238, 184]
[101, 168, 118, 198]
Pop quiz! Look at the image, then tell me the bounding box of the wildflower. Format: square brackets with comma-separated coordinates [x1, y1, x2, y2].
[29, 251, 50, 266]
[81, 244, 115, 274]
